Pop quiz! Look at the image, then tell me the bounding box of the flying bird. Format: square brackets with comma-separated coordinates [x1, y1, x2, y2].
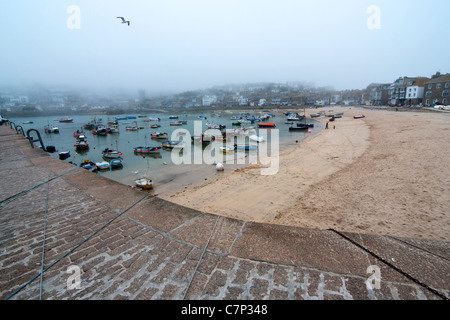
[117, 17, 130, 26]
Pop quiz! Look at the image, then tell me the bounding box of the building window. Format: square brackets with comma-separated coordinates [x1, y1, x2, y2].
[443, 99, 447, 105]
[446, 82, 450, 88]
[426, 99, 430, 105]
[426, 91, 432, 97]
[428, 84, 432, 89]
[437, 83, 441, 89]
[443, 91, 449, 97]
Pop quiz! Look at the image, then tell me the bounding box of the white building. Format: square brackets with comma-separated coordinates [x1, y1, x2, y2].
[405, 86, 424, 102]
[202, 95, 217, 107]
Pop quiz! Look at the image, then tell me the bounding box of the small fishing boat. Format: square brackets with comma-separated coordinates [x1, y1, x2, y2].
[95, 161, 110, 170]
[191, 134, 212, 144]
[287, 115, 302, 121]
[219, 147, 234, 153]
[59, 117, 73, 123]
[257, 123, 276, 128]
[310, 114, 321, 118]
[75, 141, 89, 150]
[80, 160, 97, 171]
[150, 124, 161, 128]
[59, 151, 71, 160]
[45, 125, 59, 134]
[354, 115, 365, 119]
[93, 125, 107, 135]
[234, 144, 258, 150]
[102, 148, 122, 159]
[206, 123, 226, 129]
[151, 132, 168, 139]
[161, 141, 181, 149]
[134, 146, 160, 154]
[170, 121, 183, 126]
[23, 121, 33, 124]
[289, 126, 309, 131]
[125, 126, 139, 131]
[135, 178, 153, 189]
[148, 117, 161, 121]
[110, 158, 123, 169]
[107, 126, 120, 134]
[249, 135, 265, 143]
[169, 115, 179, 119]
[296, 124, 314, 128]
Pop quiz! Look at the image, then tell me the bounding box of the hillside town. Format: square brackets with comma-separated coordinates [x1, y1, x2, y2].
[1, 71, 449, 117]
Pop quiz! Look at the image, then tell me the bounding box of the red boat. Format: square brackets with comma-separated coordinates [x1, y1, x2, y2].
[258, 123, 276, 128]
[353, 115, 365, 119]
[59, 117, 73, 123]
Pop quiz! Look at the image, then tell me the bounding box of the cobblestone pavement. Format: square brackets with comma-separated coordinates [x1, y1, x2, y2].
[0, 124, 449, 301]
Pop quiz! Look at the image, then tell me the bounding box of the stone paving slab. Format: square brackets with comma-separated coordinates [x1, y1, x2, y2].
[0, 125, 449, 301]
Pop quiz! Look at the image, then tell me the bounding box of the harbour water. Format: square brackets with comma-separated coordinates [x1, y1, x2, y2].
[8, 110, 323, 194]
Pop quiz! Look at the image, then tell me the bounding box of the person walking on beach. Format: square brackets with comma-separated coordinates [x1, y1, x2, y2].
[326, 122, 329, 129]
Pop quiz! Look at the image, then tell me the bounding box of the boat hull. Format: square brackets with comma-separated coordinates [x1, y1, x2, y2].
[135, 178, 153, 189]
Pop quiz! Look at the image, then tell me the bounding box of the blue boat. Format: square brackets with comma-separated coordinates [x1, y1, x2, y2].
[296, 123, 314, 128]
[110, 159, 123, 169]
[234, 144, 258, 150]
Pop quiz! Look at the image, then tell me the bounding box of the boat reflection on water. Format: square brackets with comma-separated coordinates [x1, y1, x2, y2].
[134, 153, 162, 160]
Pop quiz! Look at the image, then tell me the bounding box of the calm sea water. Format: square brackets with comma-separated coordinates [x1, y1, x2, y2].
[9, 110, 323, 193]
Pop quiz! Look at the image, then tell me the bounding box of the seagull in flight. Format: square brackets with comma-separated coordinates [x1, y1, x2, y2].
[117, 17, 130, 26]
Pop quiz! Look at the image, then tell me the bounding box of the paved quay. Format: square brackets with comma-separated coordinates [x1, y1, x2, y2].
[0, 123, 449, 301]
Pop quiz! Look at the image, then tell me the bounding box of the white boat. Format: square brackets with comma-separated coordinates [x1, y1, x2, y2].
[135, 178, 153, 189]
[95, 161, 110, 170]
[229, 127, 256, 136]
[249, 135, 265, 143]
[219, 147, 234, 153]
[45, 125, 59, 134]
[102, 148, 122, 159]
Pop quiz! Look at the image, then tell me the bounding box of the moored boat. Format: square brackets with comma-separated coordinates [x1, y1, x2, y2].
[234, 143, 258, 150]
[110, 158, 123, 169]
[135, 178, 153, 189]
[95, 161, 110, 170]
[354, 115, 365, 119]
[59, 117, 73, 123]
[161, 141, 181, 149]
[134, 146, 161, 154]
[45, 125, 59, 134]
[80, 160, 97, 171]
[151, 132, 168, 139]
[102, 148, 122, 159]
[289, 126, 309, 131]
[219, 147, 234, 153]
[249, 135, 265, 143]
[257, 123, 276, 128]
[59, 151, 70, 160]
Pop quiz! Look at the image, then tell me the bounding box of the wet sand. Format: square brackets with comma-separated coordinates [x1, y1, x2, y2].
[158, 106, 450, 241]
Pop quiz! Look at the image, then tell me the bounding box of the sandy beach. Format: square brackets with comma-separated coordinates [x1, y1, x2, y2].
[159, 106, 450, 241]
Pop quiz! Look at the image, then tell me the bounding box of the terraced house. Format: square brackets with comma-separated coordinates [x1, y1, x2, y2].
[424, 72, 450, 106]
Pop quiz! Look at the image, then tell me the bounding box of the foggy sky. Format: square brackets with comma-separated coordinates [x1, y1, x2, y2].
[1, 0, 449, 94]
